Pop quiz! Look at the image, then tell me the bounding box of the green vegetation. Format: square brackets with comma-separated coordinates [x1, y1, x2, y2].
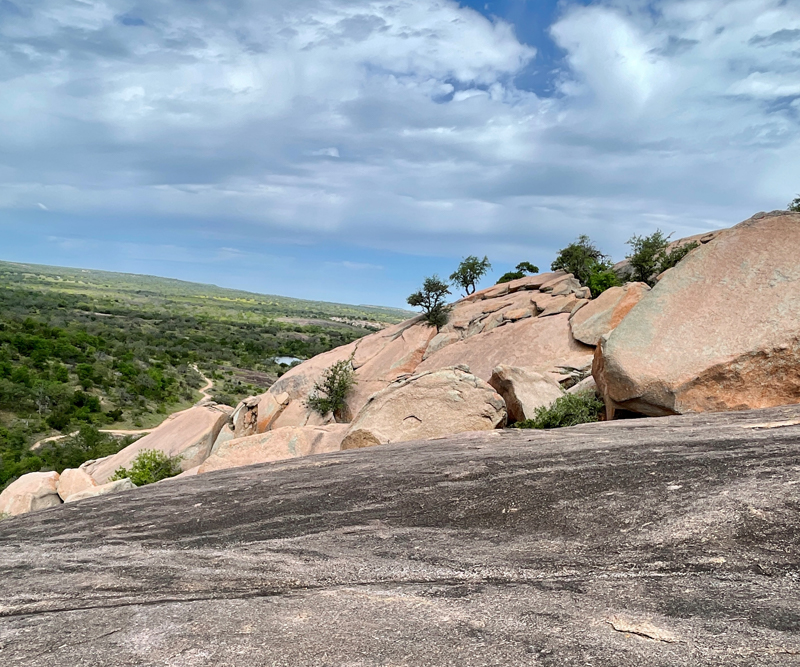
[789, 196, 800, 212]
[497, 261, 540, 284]
[626, 231, 698, 286]
[110, 449, 181, 486]
[449, 255, 491, 296]
[0, 425, 135, 490]
[0, 260, 410, 489]
[585, 261, 621, 297]
[513, 391, 605, 429]
[551, 235, 608, 285]
[550, 236, 619, 296]
[305, 357, 357, 422]
[407, 275, 453, 331]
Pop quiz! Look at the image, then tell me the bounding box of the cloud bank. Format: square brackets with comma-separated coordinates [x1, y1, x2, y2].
[1, 0, 799, 301]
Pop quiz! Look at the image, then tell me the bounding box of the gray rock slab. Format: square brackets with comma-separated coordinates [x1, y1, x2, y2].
[2, 406, 800, 665]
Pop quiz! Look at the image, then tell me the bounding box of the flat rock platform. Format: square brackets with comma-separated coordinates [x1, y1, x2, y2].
[2, 406, 800, 665]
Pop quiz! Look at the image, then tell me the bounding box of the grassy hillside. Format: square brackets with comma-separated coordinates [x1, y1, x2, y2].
[0, 260, 412, 488]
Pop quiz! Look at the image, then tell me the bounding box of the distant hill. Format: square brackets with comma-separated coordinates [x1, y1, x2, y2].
[0, 260, 413, 323]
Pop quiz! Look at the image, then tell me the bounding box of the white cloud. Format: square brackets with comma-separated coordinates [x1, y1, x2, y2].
[1, 0, 799, 269]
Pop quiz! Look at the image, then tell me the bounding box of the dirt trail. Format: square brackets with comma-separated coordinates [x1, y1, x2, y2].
[192, 364, 214, 402]
[30, 367, 215, 451]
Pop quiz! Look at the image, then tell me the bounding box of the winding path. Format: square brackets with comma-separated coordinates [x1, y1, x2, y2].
[30, 366, 215, 450]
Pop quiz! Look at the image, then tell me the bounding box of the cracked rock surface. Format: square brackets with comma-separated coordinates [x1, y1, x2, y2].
[2, 405, 800, 665]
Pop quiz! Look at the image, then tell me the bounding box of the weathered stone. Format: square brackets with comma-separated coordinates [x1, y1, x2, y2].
[3, 407, 800, 665]
[0, 472, 61, 516]
[64, 478, 136, 503]
[56, 468, 97, 501]
[417, 313, 594, 382]
[505, 271, 566, 293]
[488, 365, 564, 423]
[340, 367, 506, 449]
[231, 395, 260, 438]
[540, 273, 579, 294]
[82, 403, 232, 484]
[422, 332, 460, 360]
[570, 282, 650, 346]
[596, 211, 800, 417]
[539, 294, 579, 317]
[209, 423, 235, 456]
[198, 425, 348, 474]
[502, 307, 532, 321]
[568, 374, 598, 395]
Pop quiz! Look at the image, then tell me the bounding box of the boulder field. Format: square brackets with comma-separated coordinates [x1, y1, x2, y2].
[2, 406, 800, 665]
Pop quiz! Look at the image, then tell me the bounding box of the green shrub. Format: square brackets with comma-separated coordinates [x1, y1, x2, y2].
[305, 358, 357, 422]
[110, 449, 181, 486]
[551, 235, 610, 286]
[513, 391, 604, 429]
[789, 195, 800, 212]
[626, 230, 698, 286]
[585, 260, 621, 297]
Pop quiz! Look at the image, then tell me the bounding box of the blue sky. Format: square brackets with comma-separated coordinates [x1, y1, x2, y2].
[1, 0, 799, 308]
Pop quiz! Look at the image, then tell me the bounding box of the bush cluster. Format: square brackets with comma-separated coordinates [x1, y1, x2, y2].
[513, 391, 605, 430]
[110, 449, 181, 486]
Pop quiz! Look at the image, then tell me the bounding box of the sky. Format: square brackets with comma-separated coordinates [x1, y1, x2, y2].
[1, 0, 799, 308]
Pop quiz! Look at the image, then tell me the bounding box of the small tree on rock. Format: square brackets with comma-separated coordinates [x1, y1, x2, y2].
[497, 261, 540, 284]
[449, 255, 491, 296]
[407, 275, 452, 331]
[305, 357, 356, 423]
[551, 235, 608, 286]
[788, 195, 800, 212]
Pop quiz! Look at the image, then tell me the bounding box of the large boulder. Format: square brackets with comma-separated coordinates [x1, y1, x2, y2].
[415, 313, 594, 381]
[56, 468, 97, 501]
[596, 211, 800, 417]
[340, 366, 506, 450]
[0, 472, 61, 516]
[198, 424, 348, 474]
[569, 282, 650, 346]
[83, 403, 232, 484]
[488, 365, 564, 423]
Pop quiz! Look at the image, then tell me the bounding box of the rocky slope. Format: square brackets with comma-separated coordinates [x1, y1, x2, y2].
[2, 405, 800, 666]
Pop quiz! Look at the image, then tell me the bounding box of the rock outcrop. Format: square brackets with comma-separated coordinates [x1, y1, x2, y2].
[63, 478, 136, 503]
[595, 211, 800, 417]
[198, 424, 348, 474]
[569, 282, 650, 346]
[82, 402, 232, 484]
[488, 365, 564, 423]
[0, 471, 61, 516]
[56, 468, 97, 501]
[340, 366, 506, 450]
[3, 405, 800, 665]
[247, 272, 594, 431]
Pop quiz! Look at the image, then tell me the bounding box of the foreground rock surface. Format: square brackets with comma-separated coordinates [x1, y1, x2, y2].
[82, 402, 232, 484]
[2, 405, 800, 665]
[596, 211, 800, 417]
[340, 366, 506, 449]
